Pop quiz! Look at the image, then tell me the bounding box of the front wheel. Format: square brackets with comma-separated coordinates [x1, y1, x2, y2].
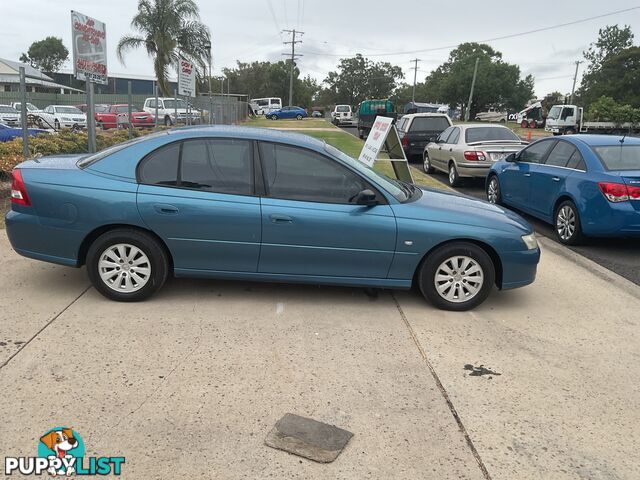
[164, 116, 173, 127]
[418, 242, 495, 311]
[520, 120, 528, 128]
[54, 119, 60, 130]
[296, 114, 303, 120]
[486, 175, 502, 205]
[86, 229, 169, 302]
[555, 200, 583, 245]
[448, 163, 460, 187]
[270, 115, 278, 120]
[423, 151, 434, 173]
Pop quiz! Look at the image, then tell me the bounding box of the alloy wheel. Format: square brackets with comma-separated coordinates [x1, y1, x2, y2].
[487, 177, 499, 204]
[434, 256, 484, 303]
[556, 205, 576, 241]
[98, 243, 151, 293]
[449, 164, 457, 185]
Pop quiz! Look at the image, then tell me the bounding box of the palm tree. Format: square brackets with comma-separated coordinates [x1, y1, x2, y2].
[117, 0, 211, 96]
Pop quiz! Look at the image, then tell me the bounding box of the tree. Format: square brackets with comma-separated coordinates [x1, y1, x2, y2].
[321, 54, 404, 106]
[583, 25, 634, 76]
[20, 37, 68, 72]
[117, 0, 211, 96]
[424, 43, 534, 118]
[579, 47, 640, 108]
[586, 96, 640, 124]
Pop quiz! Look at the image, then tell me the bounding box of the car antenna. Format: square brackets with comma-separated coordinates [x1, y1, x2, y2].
[620, 131, 627, 144]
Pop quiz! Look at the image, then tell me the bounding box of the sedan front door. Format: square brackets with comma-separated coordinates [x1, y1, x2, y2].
[501, 139, 554, 210]
[257, 142, 397, 279]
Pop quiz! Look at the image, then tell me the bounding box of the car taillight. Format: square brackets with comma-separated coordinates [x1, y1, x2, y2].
[463, 151, 487, 161]
[10, 169, 31, 206]
[598, 182, 640, 202]
[401, 135, 409, 148]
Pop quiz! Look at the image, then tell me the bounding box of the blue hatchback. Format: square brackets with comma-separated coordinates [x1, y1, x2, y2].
[487, 135, 640, 244]
[6, 126, 539, 310]
[268, 106, 307, 120]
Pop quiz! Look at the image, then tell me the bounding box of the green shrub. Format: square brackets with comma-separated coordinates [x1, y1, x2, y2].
[586, 96, 640, 125]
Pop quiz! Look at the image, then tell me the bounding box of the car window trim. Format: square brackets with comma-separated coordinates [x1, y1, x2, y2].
[519, 139, 556, 164]
[136, 137, 257, 197]
[256, 140, 388, 206]
[541, 140, 588, 171]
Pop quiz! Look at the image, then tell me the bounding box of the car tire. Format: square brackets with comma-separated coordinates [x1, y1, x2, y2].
[499, 118, 506, 123]
[520, 120, 528, 128]
[86, 228, 169, 302]
[271, 115, 278, 120]
[54, 119, 60, 130]
[418, 242, 495, 311]
[448, 163, 460, 187]
[554, 200, 583, 245]
[529, 120, 537, 129]
[565, 128, 575, 135]
[358, 128, 364, 139]
[423, 151, 434, 173]
[296, 114, 303, 120]
[164, 116, 172, 127]
[486, 175, 502, 205]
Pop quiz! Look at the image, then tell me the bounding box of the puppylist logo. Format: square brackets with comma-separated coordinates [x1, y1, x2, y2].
[5, 427, 125, 476]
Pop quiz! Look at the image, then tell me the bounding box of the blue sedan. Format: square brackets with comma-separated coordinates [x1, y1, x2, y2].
[268, 106, 307, 120]
[486, 135, 640, 245]
[0, 123, 48, 142]
[5, 126, 539, 310]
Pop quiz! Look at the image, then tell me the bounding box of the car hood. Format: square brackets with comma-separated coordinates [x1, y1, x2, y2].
[392, 187, 532, 234]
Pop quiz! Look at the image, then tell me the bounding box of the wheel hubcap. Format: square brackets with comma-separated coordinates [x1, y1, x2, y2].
[434, 256, 484, 303]
[557, 206, 576, 240]
[424, 154, 430, 172]
[98, 243, 151, 293]
[487, 179, 498, 204]
[449, 166, 456, 184]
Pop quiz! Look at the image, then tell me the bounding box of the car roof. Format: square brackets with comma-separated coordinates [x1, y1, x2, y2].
[402, 113, 449, 119]
[565, 134, 640, 147]
[166, 125, 326, 149]
[459, 123, 511, 129]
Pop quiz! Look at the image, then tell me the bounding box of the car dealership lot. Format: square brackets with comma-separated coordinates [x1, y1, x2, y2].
[1, 232, 639, 479]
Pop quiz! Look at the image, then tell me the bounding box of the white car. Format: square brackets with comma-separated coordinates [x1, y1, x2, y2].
[0, 105, 20, 127]
[331, 105, 353, 125]
[9, 102, 43, 115]
[143, 98, 201, 126]
[38, 105, 87, 130]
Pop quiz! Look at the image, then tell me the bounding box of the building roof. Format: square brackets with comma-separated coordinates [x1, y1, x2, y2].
[0, 58, 54, 81]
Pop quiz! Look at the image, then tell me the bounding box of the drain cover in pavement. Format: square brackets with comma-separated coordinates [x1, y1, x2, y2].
[265, 413, 353, 463]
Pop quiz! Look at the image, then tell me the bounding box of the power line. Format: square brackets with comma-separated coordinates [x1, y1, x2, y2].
[267, 0, 283, 39]
[283, 0, 289, 28]
[299, 6, 640, 57]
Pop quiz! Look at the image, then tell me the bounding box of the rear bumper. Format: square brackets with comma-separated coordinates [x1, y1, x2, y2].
[499, 248, 540, 290]
[457, 162, 493, 178]
[582, 201, 640, 237]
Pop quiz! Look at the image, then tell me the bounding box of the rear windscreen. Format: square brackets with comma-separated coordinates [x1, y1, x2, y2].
[410, 117, 450, 132]
[465, 127, 520, 143]
[336, 106, 350, 112]
[593, 145, 640, 171]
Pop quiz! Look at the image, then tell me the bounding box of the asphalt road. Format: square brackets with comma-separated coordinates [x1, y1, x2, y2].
[339, 124, 640, 287]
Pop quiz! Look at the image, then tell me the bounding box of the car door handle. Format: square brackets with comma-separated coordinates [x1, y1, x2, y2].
[269, 214, 293, 224]
[523, 173, 531, 177]
[552, 176, 560, 182]
[449, 148, 453, 152]
[153, 203, 179, 214]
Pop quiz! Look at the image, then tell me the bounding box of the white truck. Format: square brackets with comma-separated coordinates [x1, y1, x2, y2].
[544, 104, 640, 136]
[143, 97, 201, 126]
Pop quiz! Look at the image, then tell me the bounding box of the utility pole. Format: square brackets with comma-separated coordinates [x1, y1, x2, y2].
[411, 58, 421, 103]
[282, 29, 303, 106]
[464, 57, 480, 122]
[570, 60, 582, 105]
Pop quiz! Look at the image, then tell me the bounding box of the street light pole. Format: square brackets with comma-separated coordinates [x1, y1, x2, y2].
[205, 40, 213, 125]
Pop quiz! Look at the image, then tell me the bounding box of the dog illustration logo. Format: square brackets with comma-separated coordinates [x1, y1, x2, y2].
[38, 428, 84, 477]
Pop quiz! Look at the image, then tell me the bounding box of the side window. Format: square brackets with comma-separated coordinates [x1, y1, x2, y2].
[520, 141, 553, 164]
[147, 100, 156, 108]
[438, 126, 454, 143]
[259, 143, 368, 204]
[396, 117, 408, 132]
[139, 142, 180, 186]
[561, 107, 575, 120]
[447, 128, 460, 144]
[565, 150, 586, 171]
[180, 139, 252, 195]
[544, 141, 576, 167]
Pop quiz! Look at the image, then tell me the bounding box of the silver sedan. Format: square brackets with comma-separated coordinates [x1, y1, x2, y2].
[423, 124, 528, 186]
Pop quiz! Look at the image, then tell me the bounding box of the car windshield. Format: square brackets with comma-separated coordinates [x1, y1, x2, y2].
[95, 105, 110, 113]
[56, 107, 82, 114]
[465, 127, 520, 143]
[0, 106, 18, 113]
[410, 117, 450, 132]
[77, 131, 169, 168]
[324, 143, 409, 202]
[164, 99, 188, 109]
[336, 106, 350, 112]
[593, 145, 640, 171]
[547, 106, 562, 120]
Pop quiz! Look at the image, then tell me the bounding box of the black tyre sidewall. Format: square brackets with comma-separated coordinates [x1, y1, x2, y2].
[554, 201, 583, 245]
[87, 229, 169, 301]
[449, 163, 460, 187]
[487, 175, 501, 205]
[423, 152, 434, 173]
[418, 242, 495, 311]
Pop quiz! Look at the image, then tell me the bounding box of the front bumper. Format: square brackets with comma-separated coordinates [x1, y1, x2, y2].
[499, 247, 540, 290]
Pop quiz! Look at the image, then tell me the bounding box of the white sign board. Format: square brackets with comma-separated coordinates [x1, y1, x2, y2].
[178, 58, 196, 97]
[71, 10, 108, 85]
[358, 116, 394, 167]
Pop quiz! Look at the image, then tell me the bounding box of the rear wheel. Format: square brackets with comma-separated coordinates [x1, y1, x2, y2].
[529, 120, 537, 129]
[86, 229, 169, 302]
[423, 151, 434, 173]
[565, 128, 575, 135]
[520, 120, 528, 128]
[554, 200, 583, 245]
[296, 114, 303, 120]
[486, 175, 502, 205]
[54, 119, 60, 130]
[418, 242, 495, 311]
[448, 163, 460, 187]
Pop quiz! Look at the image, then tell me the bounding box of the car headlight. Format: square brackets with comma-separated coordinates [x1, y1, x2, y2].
[521, 233, 538, 250]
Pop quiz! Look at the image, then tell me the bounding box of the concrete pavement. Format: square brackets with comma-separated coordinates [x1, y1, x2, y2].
[1, 233, 639, 479]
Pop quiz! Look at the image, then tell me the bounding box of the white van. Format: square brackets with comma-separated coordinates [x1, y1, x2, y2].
[331, 104, 353, 125]
[252, 97, 282, 115]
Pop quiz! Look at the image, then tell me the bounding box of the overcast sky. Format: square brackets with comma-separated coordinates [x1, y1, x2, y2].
[2, 0, 639, 98]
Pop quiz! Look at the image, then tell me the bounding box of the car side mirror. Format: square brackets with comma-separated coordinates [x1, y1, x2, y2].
[505, 153, 517, 162]
[353, 189, 378, 206]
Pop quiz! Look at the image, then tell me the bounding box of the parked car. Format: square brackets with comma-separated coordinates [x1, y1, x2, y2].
[75, 103, 110, 114]
[5, 126, 539, 311]
[486, 135, 640, 245]
[0, 123, 47, 142]
[357, 99, 396, 138]
[475, 107, 508, 123]
[38, 105, 87, 130]
[142, 97, 200, 126]
[311, 110, 323, 118]
[9, 102, 43, 115]
[331, 105, 353, 125]
[396, 113, 452, 160]
[96, 104, 155, 130]
[267, 106, 307, 120]
[424, 124, 528, 186]
[0, 105, 20, 127]
[252, 97, 282, 115]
